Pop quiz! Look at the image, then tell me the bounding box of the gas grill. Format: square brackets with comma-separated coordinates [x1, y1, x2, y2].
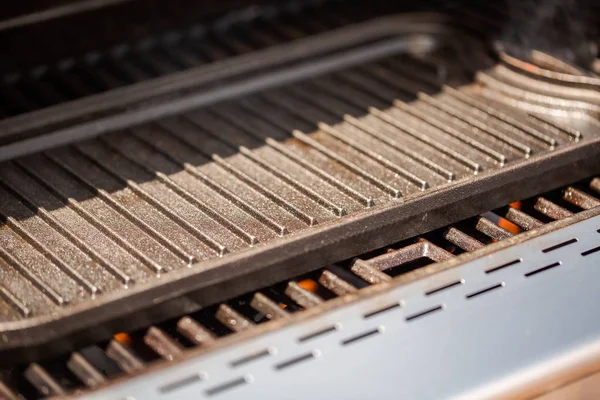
[0, 0, 599, 399]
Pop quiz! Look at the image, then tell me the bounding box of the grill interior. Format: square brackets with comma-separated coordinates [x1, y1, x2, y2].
[2, 175, 599, 399]
[0, 1, 600, 399]
[0, 0, 599, 368]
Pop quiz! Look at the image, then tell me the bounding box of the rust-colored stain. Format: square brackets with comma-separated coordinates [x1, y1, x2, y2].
[299, 279, 318, 293]
[113, 332, 131, 345]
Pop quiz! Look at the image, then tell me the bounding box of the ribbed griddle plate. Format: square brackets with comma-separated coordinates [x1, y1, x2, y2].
[0, 14, 599, 362]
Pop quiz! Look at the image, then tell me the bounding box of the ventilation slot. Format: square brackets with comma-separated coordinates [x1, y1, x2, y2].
[524, 262, 561, 277]
[363, 303, 401, 319]
[205, 376, 251, 397]
[159, 373, 205, 394]
[230, 349, 272, 368]
[405, 305, 444, 322]
[298, 326, 338, 343]
[466, 283, 504, 299]
[425, 280, 463, 296]
[274, 351, 319, 371]
[542, 238, 578, 253]
[485, 259, 521, 274]
[581, 246, 600, 256]
[341, 328, 382, 345]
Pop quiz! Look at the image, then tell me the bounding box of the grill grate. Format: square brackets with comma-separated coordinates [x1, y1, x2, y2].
[2, 176, 599, 399]
[4, 52, 475, 319]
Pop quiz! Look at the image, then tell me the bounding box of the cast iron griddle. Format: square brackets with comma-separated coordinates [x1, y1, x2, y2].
[0, 14, 599, 361]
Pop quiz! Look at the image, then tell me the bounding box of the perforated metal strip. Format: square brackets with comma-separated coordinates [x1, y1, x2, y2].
[79, 213, 600, 400]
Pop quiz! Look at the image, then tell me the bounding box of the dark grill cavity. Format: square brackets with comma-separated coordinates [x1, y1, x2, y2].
[0, 0, 409, 118]
[2, 176, 599, 399]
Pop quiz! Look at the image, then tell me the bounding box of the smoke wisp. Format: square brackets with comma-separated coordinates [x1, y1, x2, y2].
[502, 0, 598, 68]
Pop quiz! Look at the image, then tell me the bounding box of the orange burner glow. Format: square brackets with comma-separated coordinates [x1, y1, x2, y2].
[113, 332, 132, 345]
[298, 279, 318, 293]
